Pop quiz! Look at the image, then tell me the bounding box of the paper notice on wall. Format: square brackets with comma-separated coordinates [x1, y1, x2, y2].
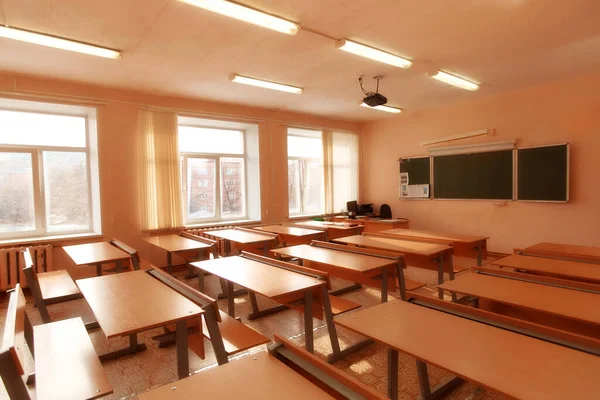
[400, 184, 430, 198]
[400, 172, 409, 185]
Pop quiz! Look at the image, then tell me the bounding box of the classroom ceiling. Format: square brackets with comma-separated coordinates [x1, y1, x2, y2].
[1, 0, 600, 121]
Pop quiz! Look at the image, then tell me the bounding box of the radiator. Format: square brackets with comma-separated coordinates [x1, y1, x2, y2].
[0, 245, 53, 291]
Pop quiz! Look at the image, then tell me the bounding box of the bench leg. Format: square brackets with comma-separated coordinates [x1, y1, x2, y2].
[476, 241, 483, 266]
[98, 333, 147, 362]
[388, 348, 398, 400]
[437, 257, 444, 299]
[396, 260, 407, 301]
[167, 252, 173, 274]
[115, 259, 123, 273]
[226, 281, 235, 317]
[203, 306, 229, 366]
[95, 263, 102, 277]
[176, 320, 189, 379]
[304, 290, 314, 353]
[381, 267, 389, 303]
[447, 252, 457, 302]
[196, 269, 204, 293]
[247, 291, 288, 320]
[415, 359, 463, 400]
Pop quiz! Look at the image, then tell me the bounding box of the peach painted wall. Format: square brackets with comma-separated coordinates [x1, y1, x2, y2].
[0, 72, 360, 278]
[361, 72, 600, 253]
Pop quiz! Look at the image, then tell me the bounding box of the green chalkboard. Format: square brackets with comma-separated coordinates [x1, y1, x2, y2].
[433, 150, 513, 200]
[399, 157, 430, 185]
[517, 144, 568, 202]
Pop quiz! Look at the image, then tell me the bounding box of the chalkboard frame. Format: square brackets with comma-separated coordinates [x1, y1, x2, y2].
[398, 156, 432, 200]
[516, 143, 569, 203]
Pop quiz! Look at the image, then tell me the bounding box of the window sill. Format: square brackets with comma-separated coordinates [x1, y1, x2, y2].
[0, 232, 104, 247]
[287, 214, 324, 221]
[184, 219, 262, 229]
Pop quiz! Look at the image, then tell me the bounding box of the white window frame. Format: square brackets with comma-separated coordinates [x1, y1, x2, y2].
[288, 155, 325, 217]
[180, 126, 249, 225]
[0, 104, 100, 241]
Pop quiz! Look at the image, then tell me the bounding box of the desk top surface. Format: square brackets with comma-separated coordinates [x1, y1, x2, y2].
[526, 242, 600, 261]
[254, 225, 324, 237]
[63, 242, 130, 266]
[143, 234, 212, 252]
[493, 254, 600, 282]
[138, 350, 336, 400]
[206, 229, 276, 244]
[335, 300, 600, 400]
[191, 256, 324, 300]
[77, 271, 204, 338]
[271, 244, 397, 273]
[333, 235, 450, 257]
[294, 221, 364, 231]
[438, 272, 600, 325]
[380, 229, 488, 245]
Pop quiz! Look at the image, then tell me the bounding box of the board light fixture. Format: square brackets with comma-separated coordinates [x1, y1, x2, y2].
[0, 26, 121, 59]
[230, 74, 303, 94]
[336, 39, 412, 69]
[360, 103, 402, 114]
[420, 129, 493, 147]
[432, 70, 479, 91]
[178, 0, 300, 35]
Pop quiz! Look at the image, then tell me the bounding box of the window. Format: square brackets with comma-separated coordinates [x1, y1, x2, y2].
[331, 132, 360, 212]
[0, 99, 100, 240]
[178, 117, 261, 224]
[287, 129, 324, 216]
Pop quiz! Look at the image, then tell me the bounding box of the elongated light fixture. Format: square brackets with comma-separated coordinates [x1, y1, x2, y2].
[336, 39, 412, 69]
[178, 0, 300, 35]
[0, 26, 121, 59]
[230, 74, 302, 94]
[432, 70, 479, 91]
[360, 103, 402, 114]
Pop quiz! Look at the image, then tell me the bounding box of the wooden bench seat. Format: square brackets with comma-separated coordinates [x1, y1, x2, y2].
[0, 284, 112, 400]
[328, 295, 361, 315]
[148, 267, 270, 364]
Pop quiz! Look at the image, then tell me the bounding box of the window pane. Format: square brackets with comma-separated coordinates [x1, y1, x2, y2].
[288, 160, 301, 215]
[188, 158, 216, 219]
[304, 161, 324, 214]
[220, 158, 245, 219]
[0, 152, 35, 233]
[179, 126, 244, 154]
[0, 110, 86, 148]
[287, 135, 323, 158]
[43, 152, 90, 232]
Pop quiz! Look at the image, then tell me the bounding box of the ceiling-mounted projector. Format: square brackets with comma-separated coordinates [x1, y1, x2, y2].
[363, 93, 387, 107]
[359, 76, 388, 107]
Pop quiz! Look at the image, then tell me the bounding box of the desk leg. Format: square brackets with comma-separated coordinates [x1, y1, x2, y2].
[381, 267, 389, 303]
[226, 281, 235, 318]
[225, 240, 232, 257]
[167, 252, 173, 274]
[304, 290, 314, 353]
[197, 269, 205, 293]
[388, 348, 398, 400]
[415, 359, 463, 400]
[98, 333, 147, 362]
[115, 260, 123, 273]
[476, 242, 482, 266]
[95, 263, 102, 277]
[437, 257, 444, 300]
[447, 252, 457, 302]
[176, 320, 189, 379]
[203, 306, 229, 365]
[396, 260, 407, 301]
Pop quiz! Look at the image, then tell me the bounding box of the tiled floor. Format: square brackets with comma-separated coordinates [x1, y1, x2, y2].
[0, 256, 507, 399]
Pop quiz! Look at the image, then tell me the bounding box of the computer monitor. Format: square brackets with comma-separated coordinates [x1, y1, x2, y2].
[346, 200, 359, 214]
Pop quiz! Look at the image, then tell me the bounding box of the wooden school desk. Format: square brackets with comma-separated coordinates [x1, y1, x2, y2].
[333, 234, 454, 299]
[138, 335, 385, 400]
[380, 228, 488, 265]
[493, 254, 600, 285]
[437, 272, 600, 337]
[190, 253, 326, 353]
[143, 234, 213, 274]
[522, 242, 600, 264]
[252, 224, 326, 245]
[76, 270, 204, 379]
[203, 228, 277, 256]
[335, 300, 600, 400]
[334, 216, 411, 232]
[293, 220, 364, 240]
[63, 242, 131, 276]
[270, 241, 412, 302]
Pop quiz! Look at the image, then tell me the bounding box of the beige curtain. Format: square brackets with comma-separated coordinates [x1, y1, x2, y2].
[323, 131, 360, 214]
[138, 110, 183, 232]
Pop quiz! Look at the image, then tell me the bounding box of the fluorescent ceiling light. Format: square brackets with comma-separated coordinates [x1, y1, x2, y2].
[432, 71, 479, 91]
[230, 74, 303, 94]
[179, 0, 300, 35]
[0, 26, 121, 59]
[336, 39, 412, 69]
[360, 103, 402, 114]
